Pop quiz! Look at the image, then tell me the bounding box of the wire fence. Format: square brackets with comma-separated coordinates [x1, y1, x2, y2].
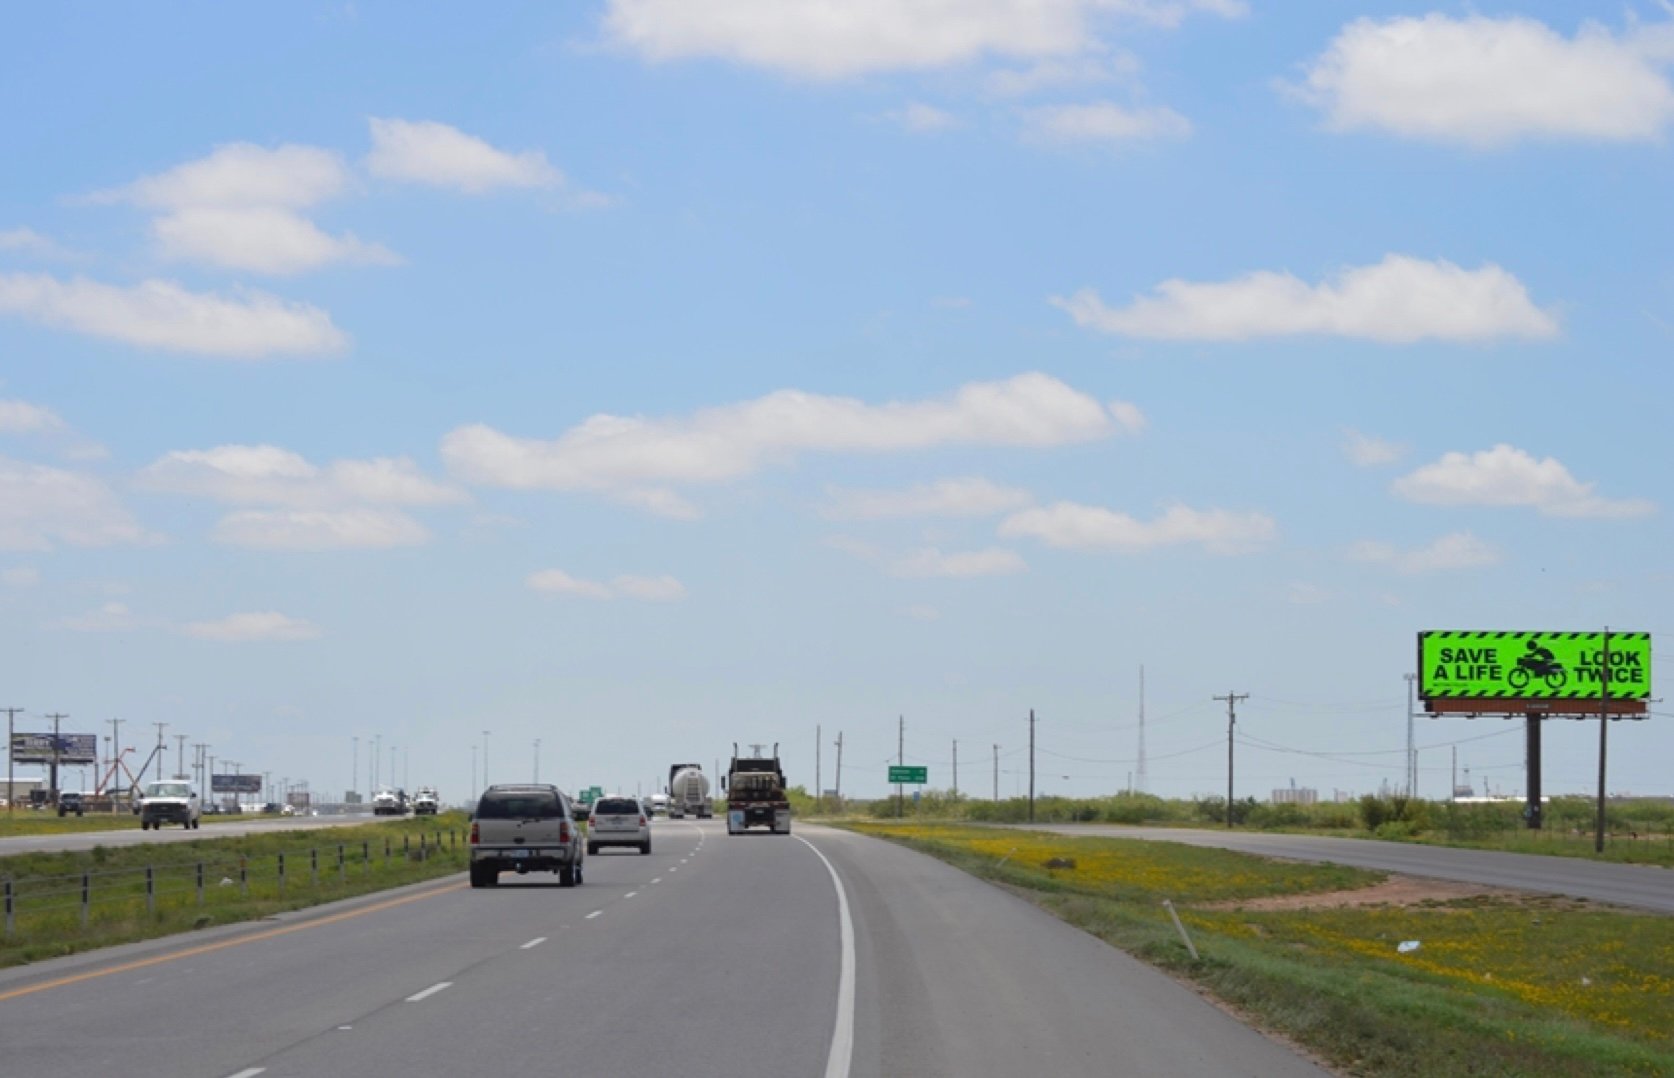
[3, 829, 463, 938]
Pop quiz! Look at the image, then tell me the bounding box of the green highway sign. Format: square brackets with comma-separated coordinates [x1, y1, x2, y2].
[888, 766, 928, 784]
[1418, 631, 1651, 700]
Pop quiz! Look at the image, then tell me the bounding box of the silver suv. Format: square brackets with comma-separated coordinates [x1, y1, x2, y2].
[469, 784, 585, 888]
[587, 795, 651, 855]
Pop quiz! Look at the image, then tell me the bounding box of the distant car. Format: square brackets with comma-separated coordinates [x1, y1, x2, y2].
[56, 791, 85, 818]
[572, 801, 592, 823]
[412, 787, 440, 815]
[139, 780, 201, 830]
[202, 802, 222, 816]
[587, 795, 651, 856]
[468, 784, 585, 888]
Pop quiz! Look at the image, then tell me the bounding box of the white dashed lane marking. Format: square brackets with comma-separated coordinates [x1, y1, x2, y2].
[521, 937, 546, 950]
[406, 982, 451, 1002]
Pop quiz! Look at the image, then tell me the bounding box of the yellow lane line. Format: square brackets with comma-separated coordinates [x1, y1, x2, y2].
[0, 880, 467, 1004]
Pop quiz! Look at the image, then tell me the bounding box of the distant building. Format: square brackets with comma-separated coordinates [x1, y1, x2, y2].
[1271, 785, 1318, 805]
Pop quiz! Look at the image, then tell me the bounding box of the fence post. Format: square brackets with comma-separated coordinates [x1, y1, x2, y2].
[363, 841, 370, 876]
[311, 848, 318, 887]
[384, 837, 390, 865]
[403, 834, 410, 856]
[146, 865, 155, 915]
[419, 832, 426, 860]
[240, 857, 248, 897]
[81, 871, 90, 928]
[278, 852, 286, 896]
[197, 862, 204, 905]
[338, 844, 346, 884]
[4, 877, 12, 936]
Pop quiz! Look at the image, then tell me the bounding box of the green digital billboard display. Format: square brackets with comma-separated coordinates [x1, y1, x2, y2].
[1418, 631, 1650, 700]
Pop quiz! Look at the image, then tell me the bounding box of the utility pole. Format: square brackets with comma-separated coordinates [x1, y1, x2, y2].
[952, 739, 958, 801]
[1404, 673, 1418, 797]
[482, 730, 490, 789]
[1136, 665, 1147, 795]
[897, 715, 904, 819]
[992, 744, 999, 801]
[174, 734, 188, 779]
[3, 707, 21, 814]
[815, 724, 821, 814]
[352, 736, 358, 802]
[1596, 627, 1612, 854]
[1028, 709, 1036, 822]
[534, 738, 541, 783]
[1214, 692, 1249, 828]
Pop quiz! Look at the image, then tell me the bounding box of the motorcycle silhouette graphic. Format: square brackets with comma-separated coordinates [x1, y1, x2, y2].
[1507, 639, 1566, 691]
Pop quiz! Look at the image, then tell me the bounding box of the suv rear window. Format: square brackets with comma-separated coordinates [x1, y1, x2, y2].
[595, 798, 640, 815]
[477, 791, 562, 819]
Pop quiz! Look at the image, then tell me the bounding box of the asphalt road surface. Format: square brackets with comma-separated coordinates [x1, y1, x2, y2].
[0, 813, 379, 856]
[1015, 824, 1674, 913]
[0, 820, 1327, 1078]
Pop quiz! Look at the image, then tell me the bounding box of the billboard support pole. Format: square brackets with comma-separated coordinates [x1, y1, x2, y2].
[1524, 714, 1542, 830]
[4, 707, 19, 815]
[1595, 628, 1612, 854]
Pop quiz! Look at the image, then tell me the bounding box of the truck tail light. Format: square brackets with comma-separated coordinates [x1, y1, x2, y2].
[559, 822, 570, 843]
[469, 822, 479, 845]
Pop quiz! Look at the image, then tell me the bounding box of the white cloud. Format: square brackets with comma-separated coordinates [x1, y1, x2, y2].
[987, 53, 1141, 97]
[366, 118, 562, 193]
[153, 207, 399, 275]
[892, 546, 1027, 577]
[1286, 582, 1330, 605]
[59, 601, 141, 633]
[0, 274, 347, 358]
[1020, 101, 1192, 144]
[527, 568, 688, 601]
[1053, 255, 1559, 342]
[0, 399, 67, 436]
[612, 574, 689, 601]
[2, 566, 39, 588]
[999, 501, 1276, 552]
[182, 611, 322, 642]
[138, 445, 464, 507]
[0, 457, 157, 551]
[211, 509, 430, 550]
[443, 373, 1133, 506]
[902, 604, 943, 621]
[822, 477, 1033, 519]
[1349, 531, 1500, 574]
[1392, 444, 1654, 519]
[0, 228, 76, 260]
[1343, 428, 1404, 467]
[1291, 15, 1674, 147]
[602, 0, 1242, 80]
[888, 102, 960, 132]
[608, 487, 702, 520]
[94, 143, 351, 209]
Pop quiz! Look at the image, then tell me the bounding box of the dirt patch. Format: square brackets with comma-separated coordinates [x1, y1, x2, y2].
[1210, 874, 1518, 911]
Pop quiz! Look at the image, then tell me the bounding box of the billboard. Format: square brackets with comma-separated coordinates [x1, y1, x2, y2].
[212, 773, 262, 794]
[1419, 631, 1651, 701]
[9, 732, 98, 765]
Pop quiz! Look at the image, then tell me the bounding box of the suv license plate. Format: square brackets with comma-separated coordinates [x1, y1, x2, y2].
[506, 849, 530, 859]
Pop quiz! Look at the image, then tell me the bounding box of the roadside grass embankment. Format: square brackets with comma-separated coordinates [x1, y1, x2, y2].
[0, 813, 468, 969]
[811, 790, 1674, 869]
[844, 821, 1674, 1078]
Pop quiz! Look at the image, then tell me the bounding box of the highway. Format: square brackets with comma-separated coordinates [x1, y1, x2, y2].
[1015, 824, 1674, 913]
[0, 820, 1327, 1078]
[0, 813, 373, 856]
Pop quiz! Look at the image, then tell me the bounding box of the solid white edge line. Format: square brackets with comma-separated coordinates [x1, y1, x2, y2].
[586, 910, 602, 920]
[521, 937, 546, 949]
[796, 835, 855, 1078]
[405, 981, 452, 1002]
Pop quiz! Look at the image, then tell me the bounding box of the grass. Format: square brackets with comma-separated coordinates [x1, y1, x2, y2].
[0, 813, 469, 968]
[844, 821, 1674, 1077]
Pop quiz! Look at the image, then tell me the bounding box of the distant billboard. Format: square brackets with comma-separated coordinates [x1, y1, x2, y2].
[9, 732, 98, 765]
[1418, 631, 1651, 701]
[212, 773, 262, 794]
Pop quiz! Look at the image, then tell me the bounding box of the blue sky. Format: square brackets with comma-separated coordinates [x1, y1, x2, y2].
[2, 2, 1671, 806]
